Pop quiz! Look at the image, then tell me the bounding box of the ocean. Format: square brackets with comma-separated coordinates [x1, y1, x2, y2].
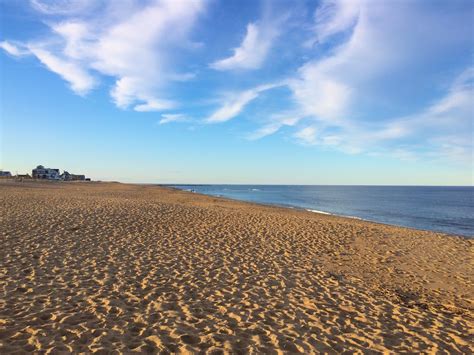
[170, 185, 474, 237]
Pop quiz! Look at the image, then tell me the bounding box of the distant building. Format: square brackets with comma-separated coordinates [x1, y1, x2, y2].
[61, 171, 72, 181]
[32, 165, 60, 180]
[61, 171, 86, 181]
[0, 171, 12, 177]
[30, 165, 89, 181]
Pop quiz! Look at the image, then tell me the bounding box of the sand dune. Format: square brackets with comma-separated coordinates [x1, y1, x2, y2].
[0, 181, 472, 353]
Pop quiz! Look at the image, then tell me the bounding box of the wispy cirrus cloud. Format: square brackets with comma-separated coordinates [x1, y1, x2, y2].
[210, 2, 289, 71]
[205, 83, 283, 123]
[210, 21, 279, 71]
[251, 0, 473, 164]
[159, 113, 189, 125]
[2, 0, 205, 111]
[291, 67, 473, 163]
[30, 0, 98, 15]
[0, 41, 30, 57]
[247, 111, 302, 140]
[294, 126, 318, 145]
[310, 0, 360, 45]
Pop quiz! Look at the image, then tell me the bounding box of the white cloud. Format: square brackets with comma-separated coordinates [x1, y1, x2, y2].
[289, 66, 351, 124]
[0, 41, 29, 57]
[29, 46, 96, 95]
[134, 99, 176, 112]
[247, 112, 301, 140]
[227, 0, 472, 166]
[206, 83, 282, 123]
[30, 0, 97, 15]
[376, 68, 473, 142]
[92, 0, 204, 111]
[210, 21, 278, 71]
[51, 21, 91, 60]
[247, 123, 282, 140]
[297, 67, 474, 162]
[159, 113, 188, 125]
[282, 0, 472, 163]
[2, 0, 205, 111]
[294, 126, 318, 145]
[206, 89, 259, 123]
[311, 0, 361, 44]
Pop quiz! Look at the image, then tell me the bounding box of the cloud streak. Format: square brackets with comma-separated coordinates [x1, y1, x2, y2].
[159, 113, 189, 125]
[311, 0, 360, 44]
[0, 41, 30, 57]
[30, 0, 97, 15]
[30, 45, 97, 95]
[210, 21, 278, 71]
[206, 83, 283, 123]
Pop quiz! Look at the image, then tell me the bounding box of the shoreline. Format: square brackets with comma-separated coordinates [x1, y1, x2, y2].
[1, 180, 473, 352]
[3, 178, 472, 238]
[164, 183, 472, 240]
[2, 179, 472, 238]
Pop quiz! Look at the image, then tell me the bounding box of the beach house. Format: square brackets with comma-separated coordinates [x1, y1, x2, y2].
[32, 165, 60, 180]
[61, 171, 86, 181]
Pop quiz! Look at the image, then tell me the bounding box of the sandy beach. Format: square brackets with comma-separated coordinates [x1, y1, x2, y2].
[0, 180, 473, 353]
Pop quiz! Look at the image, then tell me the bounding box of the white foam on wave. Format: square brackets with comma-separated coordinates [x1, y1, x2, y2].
[307, 209, 365, 220]
[307, 209, 332, 215]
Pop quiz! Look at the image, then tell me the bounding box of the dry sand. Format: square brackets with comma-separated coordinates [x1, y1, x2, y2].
[0, 180, 473, 353]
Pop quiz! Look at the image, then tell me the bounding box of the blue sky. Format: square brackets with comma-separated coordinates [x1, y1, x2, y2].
[1, 0, 473, 184]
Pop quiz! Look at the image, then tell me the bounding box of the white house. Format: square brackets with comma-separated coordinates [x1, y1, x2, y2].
[32, 165, 60, 180]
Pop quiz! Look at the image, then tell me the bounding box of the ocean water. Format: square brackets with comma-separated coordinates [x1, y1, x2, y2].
[170, 185, 474, 237]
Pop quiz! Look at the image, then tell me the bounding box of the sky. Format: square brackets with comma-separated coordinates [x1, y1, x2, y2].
[0, 0, 473, 185]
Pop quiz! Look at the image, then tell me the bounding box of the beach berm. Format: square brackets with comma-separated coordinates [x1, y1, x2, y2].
[0, 181, 473, 353]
